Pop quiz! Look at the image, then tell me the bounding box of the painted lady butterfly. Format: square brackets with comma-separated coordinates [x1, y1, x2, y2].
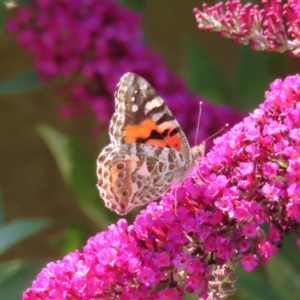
[96, 73, 203, 215]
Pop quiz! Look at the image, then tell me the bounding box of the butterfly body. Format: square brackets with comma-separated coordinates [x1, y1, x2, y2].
[97, 73, 201, 215]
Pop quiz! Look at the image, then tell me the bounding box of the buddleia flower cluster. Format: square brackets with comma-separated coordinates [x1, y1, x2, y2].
[6, 0, 243, 146]
[23, 74, 300, 299]
[194, 0, 300, 56]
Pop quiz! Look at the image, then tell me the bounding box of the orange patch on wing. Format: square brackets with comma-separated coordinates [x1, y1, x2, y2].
[164, 133, 181, 151]
[157, 121, 182, 151]
[110, 164, 122, 177]
[124, 119, 182, 151]
[124, 119, 158, 143]
[124, 136, 137, 143]
[145, 133, 181, 151]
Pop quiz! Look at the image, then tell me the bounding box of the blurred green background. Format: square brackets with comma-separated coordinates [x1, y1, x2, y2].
[1, 0, 300, 299]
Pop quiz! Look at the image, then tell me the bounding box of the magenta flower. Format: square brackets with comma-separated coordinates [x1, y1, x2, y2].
[174, 252, 193, 269]
[7, 0, 244, 147]
[242, 222, 257, 238]
[194, 0, 300, 57]
[23, 74, 300, 299]
[241, 254, 258, 272]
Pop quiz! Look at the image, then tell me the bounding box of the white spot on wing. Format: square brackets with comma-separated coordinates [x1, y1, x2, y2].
[145, 101, 155, 114]
[152, 97, 164, 107]
[131, 96, 136, 102]
[158, 120, 178, 132]
[132, 104, 139, 112]
[144, 97, 164, 114]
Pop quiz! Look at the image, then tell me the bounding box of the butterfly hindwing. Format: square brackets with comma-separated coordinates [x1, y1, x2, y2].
[97, 143, 186, 214]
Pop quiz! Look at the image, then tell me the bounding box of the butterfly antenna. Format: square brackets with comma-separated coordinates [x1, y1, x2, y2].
[194, 102, 203, 147]
[202, 123, 229, 144]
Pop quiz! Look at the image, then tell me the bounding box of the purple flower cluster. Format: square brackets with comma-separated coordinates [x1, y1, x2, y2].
[194, 0, 300, 57]
[7, 0, 243, 146]
[23, 74, 300, 299]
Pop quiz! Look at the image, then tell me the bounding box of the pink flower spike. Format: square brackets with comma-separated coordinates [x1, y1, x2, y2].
[194, 0, 300, 57]
[23, 74, 300, 299]
[8, 0, 243, 148]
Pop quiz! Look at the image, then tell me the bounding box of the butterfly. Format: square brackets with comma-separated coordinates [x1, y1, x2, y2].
[96, 72, 204, 215]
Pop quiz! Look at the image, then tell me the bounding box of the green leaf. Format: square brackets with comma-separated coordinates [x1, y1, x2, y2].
[0, 70, 40, 95]
[38, 124, 73, 184]
[0, 190, 4, 225]
[38, 124, 116, 227]
[119, 0, 147, 11]
[265, 255, 300, 300]
[68, 136, 117, 227]
[235, 265, 281, 300]
[183, 40, 231, 104]
[0, 259, 47, 299]
[49, 220, 86, 254]
[279, 233, 300, 266]
[183, 293, 198, 300]
[0, 218, 51, 255]
[235, 47, 271, 110]
[0, 2, 5, 32]
[5, 0, 32, 6]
